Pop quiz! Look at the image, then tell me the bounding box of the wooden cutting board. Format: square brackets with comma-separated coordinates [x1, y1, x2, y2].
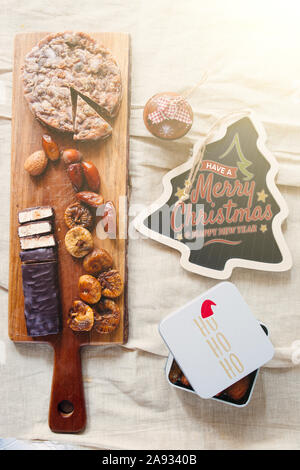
[8, 32, 130, 433]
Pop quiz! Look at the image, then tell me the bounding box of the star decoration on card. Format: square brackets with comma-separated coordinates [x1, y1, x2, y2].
[176, 233, 183, 241]
[260, 224, 268, 233]
[257, 189, 268, 203]
[175, 187, 185, 200]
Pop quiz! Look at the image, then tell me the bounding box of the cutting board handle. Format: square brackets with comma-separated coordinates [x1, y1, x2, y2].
[48, 337, 86, 433]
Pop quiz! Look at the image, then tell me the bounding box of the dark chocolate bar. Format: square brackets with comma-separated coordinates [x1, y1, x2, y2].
[18, 206, 53, 224]
[19, 247, 57, 264]
[21, 261, 60, 337]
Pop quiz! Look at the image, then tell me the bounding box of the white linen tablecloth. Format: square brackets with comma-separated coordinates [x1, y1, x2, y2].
[1, 0, 300, 450]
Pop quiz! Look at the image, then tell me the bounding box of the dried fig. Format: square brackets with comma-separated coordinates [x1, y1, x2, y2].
[24, 150, 48, 176]
[97, 269, 123, 298]
[83, 248, 113, 274]
[82, 161, 100, 192]
[67, 163, 83, 191]
[94, 299, 120, 334]
[65, 226, 93, 258]
[76, 191, 104, 207]
[64, 202, 93, 229]
[62, 148, 82, 165]
[42, 134, 60, 161]
[78, 274, 101, 304]
[68, 300, 94, 332]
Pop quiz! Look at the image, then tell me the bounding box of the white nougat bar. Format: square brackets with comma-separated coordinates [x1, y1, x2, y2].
[20, 234, 56, 251]
[18, 221, 52, 238]
[18, 206, 53, 224]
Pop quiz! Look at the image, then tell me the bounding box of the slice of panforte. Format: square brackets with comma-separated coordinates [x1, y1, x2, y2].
[73, 94, 112, 141]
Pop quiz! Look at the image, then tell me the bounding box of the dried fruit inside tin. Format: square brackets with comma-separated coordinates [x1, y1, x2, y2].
[97, 269, 123, 298]
[224, 375, 251, 401]
[169, 361, 182, 384]
[78, 274, 101, 304]
[94, 299, 120, 334]
[65, 226, 93, 258]
[68, 300, 94, 332]
[83, 248, 113, 274]
[64, 202, 93, 229]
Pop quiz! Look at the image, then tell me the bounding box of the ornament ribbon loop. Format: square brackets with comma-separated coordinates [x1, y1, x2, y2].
[148, 96, 192, 125]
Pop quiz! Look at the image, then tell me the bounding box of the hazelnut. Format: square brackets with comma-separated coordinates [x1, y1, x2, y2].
[24, 150, 48, 176]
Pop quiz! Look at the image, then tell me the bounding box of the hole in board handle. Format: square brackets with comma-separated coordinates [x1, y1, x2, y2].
[58, 400, 74, 418]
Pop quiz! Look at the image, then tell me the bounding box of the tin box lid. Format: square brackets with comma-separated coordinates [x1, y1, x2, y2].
[159, 282, 274, 399]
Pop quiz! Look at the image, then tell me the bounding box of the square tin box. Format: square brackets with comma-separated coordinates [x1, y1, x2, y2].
[159, 282, 274, 407]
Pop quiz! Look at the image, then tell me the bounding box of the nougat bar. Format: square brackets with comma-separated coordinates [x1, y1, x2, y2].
[18, 220, 52, 238]
[20, 234, 56, 251]
[21, 261, 60, 337]
[18, 206, 53, 224]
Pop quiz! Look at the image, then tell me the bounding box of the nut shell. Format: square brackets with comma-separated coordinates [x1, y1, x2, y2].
[68, 300, 94, 332]
[65, 226, 93, 258]
[98, 269, 123, 298]
[83, 248, 113, 274]
[64, 202, 93, 229]
[24, 150, 48, 176]
[94, 299, 120, 334]
[78, 274, 101, 304]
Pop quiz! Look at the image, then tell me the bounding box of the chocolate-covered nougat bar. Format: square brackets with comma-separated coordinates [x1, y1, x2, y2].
[19, 247, 57, 263]
[21, 261, 60, 337]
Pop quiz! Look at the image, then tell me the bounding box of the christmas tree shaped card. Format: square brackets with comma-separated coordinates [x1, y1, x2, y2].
[134, 113, 292, 279]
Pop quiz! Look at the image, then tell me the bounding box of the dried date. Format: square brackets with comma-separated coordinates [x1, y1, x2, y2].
[62, 148, 82, 165]
[67, 163, 83, 191]
[42, 134, 60, 161]
[82, 161, 100, 192]
[76, 191, 104, 207]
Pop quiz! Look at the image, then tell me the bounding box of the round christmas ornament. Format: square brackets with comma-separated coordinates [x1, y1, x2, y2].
[143, 92, 193, 140]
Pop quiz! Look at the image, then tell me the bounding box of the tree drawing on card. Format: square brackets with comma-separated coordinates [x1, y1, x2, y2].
[134, 115, 292, 279]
